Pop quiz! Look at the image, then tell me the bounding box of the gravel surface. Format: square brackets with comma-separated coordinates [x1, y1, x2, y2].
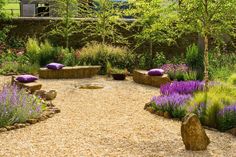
[0, 76, 235, 157]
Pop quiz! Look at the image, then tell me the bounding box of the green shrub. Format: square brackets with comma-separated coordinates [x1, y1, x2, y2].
[25, 38, 40, 64]
[38, 40, 56, 66]
[138, 52, 167, 69]
[63, 49, 78, 66]
[228, 73, 236, 85]
[185, 43, 204, 80]
[0, 61, 19, 75]
[183, 71, 197, 81]
[78, 43, 135, 74]
[25, 38, 73, 67]
[186, 43, 199, 69]
[208, 52, 236, 80]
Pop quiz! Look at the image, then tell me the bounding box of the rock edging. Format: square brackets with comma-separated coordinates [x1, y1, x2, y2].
[0, 105, 61, 133]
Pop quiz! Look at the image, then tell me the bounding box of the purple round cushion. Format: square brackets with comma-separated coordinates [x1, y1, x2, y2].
[46, 63, 64, 70]
[16, 75, 38, 83]
[148, 69, 164, 76]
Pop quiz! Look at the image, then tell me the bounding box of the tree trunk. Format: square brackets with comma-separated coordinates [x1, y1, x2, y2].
[204, 35, 209, 91]
[150, 41, 153, 68]
[65, 0, 69, 48]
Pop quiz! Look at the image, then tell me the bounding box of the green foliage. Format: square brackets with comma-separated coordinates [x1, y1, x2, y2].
[183, 71, 197, 81]
[185, 43, 203, 70]
[110, 68, 128, 74]
[188, 84, 236, 128]
[82, 0, 127, 45]
[208, 53, 236, 81]
[138, 52, 167, 69]
[25, 38, 40, 64]
[78, 43, 135, 74]
[25, 38, 72, 67]
[227, 73, 236, 86]
[0, 50, 40, 75]
[62, 49, 77, 66]
[49, 0, 79, 48]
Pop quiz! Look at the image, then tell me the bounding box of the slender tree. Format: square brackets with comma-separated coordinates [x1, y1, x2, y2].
[49, 0, 79, 48]
[127, 0, 179, 68]
[81, 0, 127, 46]
[176, 0, 236, 91]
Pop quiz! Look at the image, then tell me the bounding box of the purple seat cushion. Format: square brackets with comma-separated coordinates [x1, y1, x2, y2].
[46, 63, 64, 70]
[148, 69, 164, 76]
[16, 75, 38, 83]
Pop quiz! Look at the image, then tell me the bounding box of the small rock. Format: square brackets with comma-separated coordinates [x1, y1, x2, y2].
[157, 111, 164, 116]
[45, 90, 57, 101]
[38, 116, 46, 121]
[227, 128, 236, 136]
[25, 123, 31, 126]
[5, 125, 16, 131]
[53, 108, 61, 113]
[26, 119, 38, 124]
[0, 128, 7, 132]
[14, 123, 26, 129]
[47, 114, 54, 118]
[164, 111, 171, 119]
[146, 107, 156, 113]
[181, 113, 210, 151]
[144, 102, 152, 110]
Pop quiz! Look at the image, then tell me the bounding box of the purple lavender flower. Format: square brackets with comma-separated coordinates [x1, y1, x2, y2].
[151, 93, 192, 118]
[218, 104, 236, 131]
[0, 84, 44, 127]
[218, 105, 236, 117]
[160, 81, 204, 95]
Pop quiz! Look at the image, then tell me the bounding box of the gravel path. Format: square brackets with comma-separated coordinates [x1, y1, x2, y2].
[0, 76, 235, 157]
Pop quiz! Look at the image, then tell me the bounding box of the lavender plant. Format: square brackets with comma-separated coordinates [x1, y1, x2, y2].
[0, 84, 45, 127]
[151, 93, 192, 118]
[160, 81, 204, 96]
[218, 105, 236, 131]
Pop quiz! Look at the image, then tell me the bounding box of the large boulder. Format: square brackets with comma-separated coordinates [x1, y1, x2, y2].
[181, 113, 210, 151]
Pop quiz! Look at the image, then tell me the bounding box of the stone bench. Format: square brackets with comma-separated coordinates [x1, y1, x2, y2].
[39, 66, 101, 79]
[11, 76, 42, 93]
[133, 70, 171, 87]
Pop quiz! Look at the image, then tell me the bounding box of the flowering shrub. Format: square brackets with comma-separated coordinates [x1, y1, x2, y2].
[0, 84, 45, 127]
[151, 93, 192, 118]
[160, 81, 204, 95]
[160, 64, 189, 73]
[218, 105, 236, 131]
[160, 64, 191, 81]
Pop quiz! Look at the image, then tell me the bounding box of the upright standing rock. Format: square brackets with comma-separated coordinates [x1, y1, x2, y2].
[181, 113, 210, 151]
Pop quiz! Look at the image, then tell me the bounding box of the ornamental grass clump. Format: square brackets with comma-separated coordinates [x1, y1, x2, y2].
[0, 84, 45, 127]
[151, 93, 192, 118]
[218, 105, 236, 131]
[160, 81, 204, 95]
[188, 84, 236, 129]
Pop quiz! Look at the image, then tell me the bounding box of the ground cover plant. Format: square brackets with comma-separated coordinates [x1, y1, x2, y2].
[0, 84, 45, 127]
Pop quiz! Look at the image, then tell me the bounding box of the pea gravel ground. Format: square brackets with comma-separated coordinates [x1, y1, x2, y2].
[0, 76, 235, 157]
